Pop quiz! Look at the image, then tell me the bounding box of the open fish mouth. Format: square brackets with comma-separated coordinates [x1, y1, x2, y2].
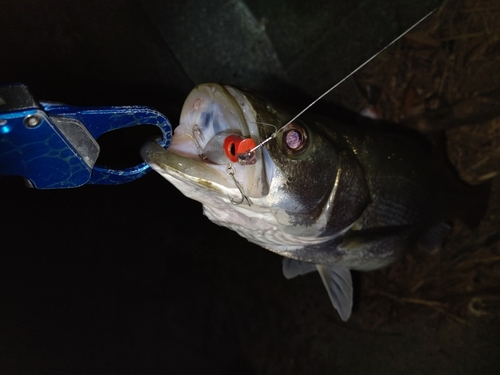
[141, 83, 270, 200]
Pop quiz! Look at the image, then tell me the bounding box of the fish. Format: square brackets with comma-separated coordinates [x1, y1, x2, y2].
[140, 83, 450, 321]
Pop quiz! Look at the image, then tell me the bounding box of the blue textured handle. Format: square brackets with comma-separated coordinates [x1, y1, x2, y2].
[0, 108, 93, 188]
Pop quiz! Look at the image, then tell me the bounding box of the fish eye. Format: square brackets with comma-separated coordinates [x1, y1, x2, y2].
[282, 122, 308, 155]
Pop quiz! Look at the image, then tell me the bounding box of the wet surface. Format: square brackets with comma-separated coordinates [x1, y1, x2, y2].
[1, 0, 499, 374]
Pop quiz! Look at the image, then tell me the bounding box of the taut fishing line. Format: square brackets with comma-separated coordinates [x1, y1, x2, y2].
[236, 8, 437, 165]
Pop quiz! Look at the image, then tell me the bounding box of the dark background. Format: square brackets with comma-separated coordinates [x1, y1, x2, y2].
[3, 0, 497, 374]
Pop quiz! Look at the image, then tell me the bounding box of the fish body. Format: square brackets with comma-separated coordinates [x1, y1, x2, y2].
[141, 83, 448, 320]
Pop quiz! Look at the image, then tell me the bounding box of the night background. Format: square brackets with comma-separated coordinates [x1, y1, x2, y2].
[1, 0, 499, 374]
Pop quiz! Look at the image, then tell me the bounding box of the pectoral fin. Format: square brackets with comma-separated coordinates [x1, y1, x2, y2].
[282, 258, 317, 279]
[316, 265, 353, 321]
[282, 258, 353, 321]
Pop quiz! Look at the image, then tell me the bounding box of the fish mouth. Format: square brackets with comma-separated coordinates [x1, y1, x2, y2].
[141, 83, 269, 199]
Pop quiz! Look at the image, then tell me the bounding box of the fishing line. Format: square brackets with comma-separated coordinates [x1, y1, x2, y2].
[250, 121, 278, 133]
[237, 8, 437, 164]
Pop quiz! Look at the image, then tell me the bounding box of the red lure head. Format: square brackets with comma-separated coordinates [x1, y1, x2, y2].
[223, 135, 256, 163]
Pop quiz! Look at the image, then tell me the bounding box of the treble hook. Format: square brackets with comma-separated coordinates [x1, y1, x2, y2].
[226, 164, 252, 206]
[184, 124, 207, 160]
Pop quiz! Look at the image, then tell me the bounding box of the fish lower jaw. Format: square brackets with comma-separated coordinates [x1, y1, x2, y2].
[142, 142, 237, 190]
[159, 172, 244, 206]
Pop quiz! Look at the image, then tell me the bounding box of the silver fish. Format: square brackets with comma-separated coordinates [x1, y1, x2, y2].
[141, 83, 449, 321]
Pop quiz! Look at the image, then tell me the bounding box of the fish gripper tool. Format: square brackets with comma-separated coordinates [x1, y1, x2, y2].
[0, 84, 172, 188]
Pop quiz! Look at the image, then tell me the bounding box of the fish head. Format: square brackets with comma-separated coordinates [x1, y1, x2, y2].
[141, 83, 368, 254]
